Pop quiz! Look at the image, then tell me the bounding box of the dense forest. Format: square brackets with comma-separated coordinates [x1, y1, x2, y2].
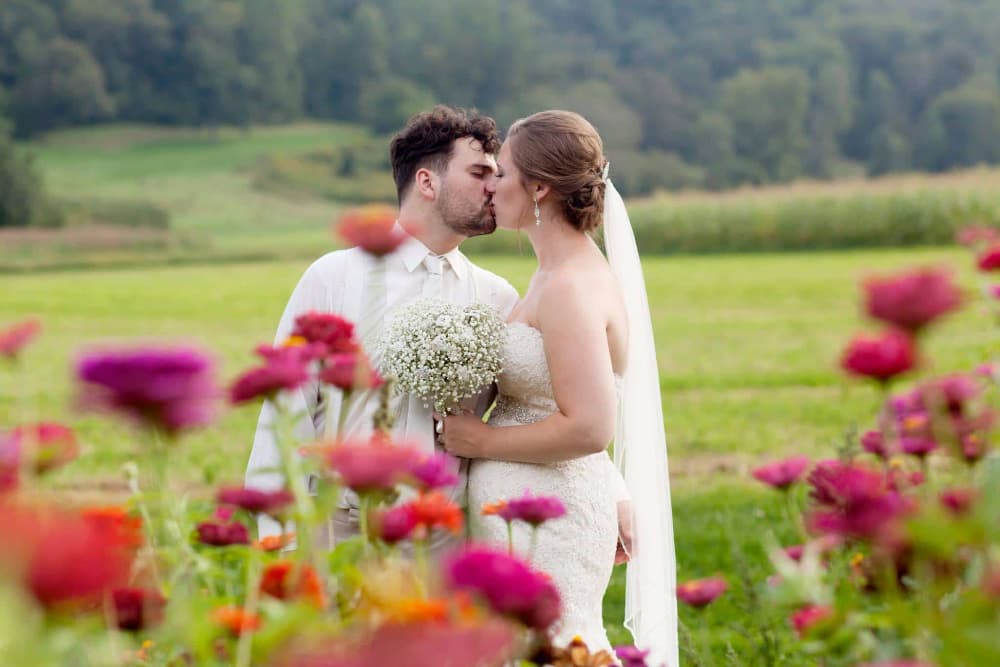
[2, 0, 1000, 194]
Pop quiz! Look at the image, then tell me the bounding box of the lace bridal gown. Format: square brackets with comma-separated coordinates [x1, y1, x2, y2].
[468, 321, 628, 650]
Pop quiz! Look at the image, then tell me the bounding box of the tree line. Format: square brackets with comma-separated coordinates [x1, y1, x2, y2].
[2, 0, 1000, 196]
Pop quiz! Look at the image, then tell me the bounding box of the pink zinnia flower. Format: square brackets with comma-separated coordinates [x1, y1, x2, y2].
[324, 439, 422, 493]
[751, 456, 810, 490]
[976, 244, 1000, 271]
[840, 330, 916, 384]
[319, 352, 383, 391]
[676, 577, 727, 607]
[861, 429, 892, 460]
[939, 487, 978, 515]
[0, 318, 41, 359]
[373, 504, 419, 544]
[229, 344, 322, 405]
[614, 645, 651, 667]
[217, 486, 294, 517]
[495, 491, 567, 526]
[863, 267, 962, 333]
[957, 225, 1000, 248]
[292, 312, 357, 355]
[76, 346, 219, 435]
[783, 544, 805, 561]
[409, 452, 460, 491]
[444, 545, 561, 631]
[4, 422, 79, 474]
[336, 205, 408, 257]
[790, 604, 834, 637]
[806, 460, 912, 541]
[112, 587, 167, 631]
[196, 520, 251, 546]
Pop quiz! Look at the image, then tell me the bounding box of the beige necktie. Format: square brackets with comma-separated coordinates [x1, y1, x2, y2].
[421, 254, 448, 298]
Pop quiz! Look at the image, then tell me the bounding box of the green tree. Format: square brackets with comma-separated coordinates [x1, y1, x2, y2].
[918, 84, 1000, 170]
[0, 126, 62, 228]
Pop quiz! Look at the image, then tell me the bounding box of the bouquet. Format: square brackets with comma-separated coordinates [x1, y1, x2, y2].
[379, 297, 505, 414]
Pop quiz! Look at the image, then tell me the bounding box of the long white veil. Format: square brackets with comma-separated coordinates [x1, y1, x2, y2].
[603, 176, 678, 667]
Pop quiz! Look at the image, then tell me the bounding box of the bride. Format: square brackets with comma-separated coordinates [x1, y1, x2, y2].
[438, 110, 677, 666]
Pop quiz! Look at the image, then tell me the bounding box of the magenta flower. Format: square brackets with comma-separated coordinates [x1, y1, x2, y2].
[614, 645, 651, 667]
[323, 439, 422, 493]
[840, 330, 916, 384]
[0, 318, 41, 359]
[914, 374, 980, 415]
[976, 244, 1000, 271]
[990, 285, 1000, 300]
[112, 587, 167, 631]
[806, 460, 912, 541]
[863, 267, 962, 333]
[292, 312, 357, 355]
[751, 456, 810, 490]
[790, 604, 834, 637]
[783, 544, 804, 562]
[861, 429, 892, 460]
[319, 352, 382, 391]
[229, 344, 322, 405]
[373, 504, 419, 544]
[76, 346, 219, 436]
[495, 491, 567, 526]
[217, 486, 294, 517]
[196, 520, 251, 546]
[676, 577, 728, 607]
[444, 545, 561, 631]
[939, 487, 978, 515]
[409, 452, 460, 491]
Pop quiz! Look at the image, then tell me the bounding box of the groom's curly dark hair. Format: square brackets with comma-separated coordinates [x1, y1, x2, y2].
[390, 105, 500, 204]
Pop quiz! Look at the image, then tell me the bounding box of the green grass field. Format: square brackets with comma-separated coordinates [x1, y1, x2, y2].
[1, 247, 993, 660]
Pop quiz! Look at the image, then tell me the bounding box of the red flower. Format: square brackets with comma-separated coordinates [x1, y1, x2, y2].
[229, 344, 321, 405]
[939, 487, 978, 515]
[790, 604, 834, 637]
[976, 244, 1000, 271]
[260, 561, 325, 608]
[196, 520, 250, 546]
[5, 422, 79, 474]
[0, 318, 41, 359]
[676, 577, 727, 607]
[444, 546, 561, 631]
[323, 439, 422, 494]
[841, 329, 916, 383]
[292, 312, 357, 355]
[211, 605, 262, 635]
[410, 491, 464, 534]
[336, 205, 408, 257]
[863, 267, 962, 333]
[319, 352, 382, 391]
[81, 506, 144, 550]
[112, 587, 167, 631]
[751, 456, 810, 490]
[216, 486, 294, 517]
[0, 503, 133, 609]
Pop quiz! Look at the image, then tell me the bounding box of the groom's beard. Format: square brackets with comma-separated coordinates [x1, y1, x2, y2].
[439, 185, 496, 238]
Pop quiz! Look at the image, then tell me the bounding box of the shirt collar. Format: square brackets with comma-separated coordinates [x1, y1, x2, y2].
[395, 224, 468, 281]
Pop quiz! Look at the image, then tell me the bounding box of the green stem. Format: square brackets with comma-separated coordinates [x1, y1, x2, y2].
[506, 521, 513, 556]
[274, 404, 316, 565]
[235, 549, 262, 667]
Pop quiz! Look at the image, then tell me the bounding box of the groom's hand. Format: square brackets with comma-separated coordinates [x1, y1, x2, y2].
[436, 411, 490, 459]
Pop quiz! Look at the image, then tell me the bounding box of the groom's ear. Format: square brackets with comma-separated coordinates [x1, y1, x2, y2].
[414, 167, 439, 202]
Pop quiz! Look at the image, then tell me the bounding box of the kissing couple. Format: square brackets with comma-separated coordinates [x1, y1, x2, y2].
[246, 105, 677, 666]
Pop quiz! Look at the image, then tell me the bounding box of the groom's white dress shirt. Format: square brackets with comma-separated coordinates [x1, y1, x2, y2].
[245, 231, 518, 538]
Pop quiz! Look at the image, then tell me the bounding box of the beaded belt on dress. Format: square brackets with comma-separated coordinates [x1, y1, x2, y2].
[491, 395, 550, 425]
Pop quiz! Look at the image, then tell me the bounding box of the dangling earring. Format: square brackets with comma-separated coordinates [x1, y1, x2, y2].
[533, 195, 541, 226]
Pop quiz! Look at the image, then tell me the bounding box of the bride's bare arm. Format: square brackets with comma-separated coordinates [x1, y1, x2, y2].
[440, 273, 618, 463]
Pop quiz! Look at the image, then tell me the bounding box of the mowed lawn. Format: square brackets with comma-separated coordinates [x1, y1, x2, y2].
[0, 247, 993, 658]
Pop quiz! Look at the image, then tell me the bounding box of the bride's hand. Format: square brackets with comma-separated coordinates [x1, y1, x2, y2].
[436, 412, 490, 459]
[615, 500, 633, 564]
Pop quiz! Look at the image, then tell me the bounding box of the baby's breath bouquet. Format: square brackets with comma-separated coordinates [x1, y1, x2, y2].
[380, 297, 505, 413]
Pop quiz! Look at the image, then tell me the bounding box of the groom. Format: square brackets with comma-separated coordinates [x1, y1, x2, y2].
[245, 105, 518, 547]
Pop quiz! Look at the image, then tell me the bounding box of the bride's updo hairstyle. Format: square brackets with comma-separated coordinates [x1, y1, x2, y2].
[507, 110, 607, 233]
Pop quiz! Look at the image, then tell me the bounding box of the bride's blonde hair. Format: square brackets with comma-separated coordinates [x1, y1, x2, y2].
[507, 110, 607, 233]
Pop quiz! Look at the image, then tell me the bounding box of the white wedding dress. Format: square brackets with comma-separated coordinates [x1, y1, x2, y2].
[468, 321, 628, 650]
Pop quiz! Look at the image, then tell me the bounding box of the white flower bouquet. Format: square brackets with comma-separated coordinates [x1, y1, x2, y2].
[379, 297, 505, 414]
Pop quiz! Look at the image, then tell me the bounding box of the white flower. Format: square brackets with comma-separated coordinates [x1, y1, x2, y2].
[379, 298, 505, 413]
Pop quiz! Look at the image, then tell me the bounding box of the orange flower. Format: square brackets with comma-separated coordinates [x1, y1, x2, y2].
[481, 501, 508, 517]
[260, 561, 326, 608]
[81, 506, 144, 550]
[411, 491, 463, 534]
[386, 597, 450, 623]
[255, 532, 295, 552]
[211, 605, 262, 635]
[335, 205, 407, 257]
